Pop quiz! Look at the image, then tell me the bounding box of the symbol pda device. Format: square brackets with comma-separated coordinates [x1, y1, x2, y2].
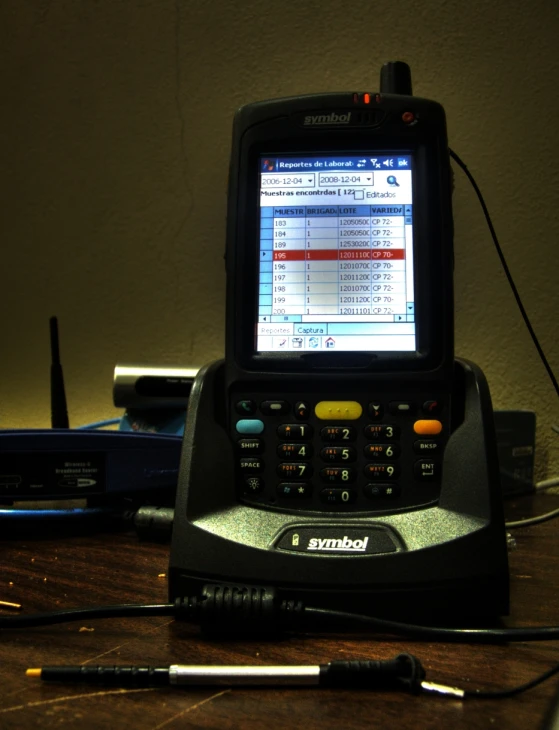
[169, 62, 509, 621]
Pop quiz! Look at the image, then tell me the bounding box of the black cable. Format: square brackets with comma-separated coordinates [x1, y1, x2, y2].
[449, 148, 559, 399]
[4, 585, 559, 643]
[303, 607, 559, 643]
[463, 660, 559, 699]
[0, 604, 174, 628]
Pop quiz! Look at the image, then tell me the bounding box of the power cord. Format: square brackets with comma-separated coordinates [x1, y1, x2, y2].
[451, 149, 558, 526]
[536, 476, 559, 493]
[506, 506, 559, 529]
[1, 583, 559, 640]
[449, 148, 559, 399]
[505, 472, 559, 529]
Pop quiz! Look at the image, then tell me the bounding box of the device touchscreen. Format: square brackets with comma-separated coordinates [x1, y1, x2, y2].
[256, 154, 415, 354]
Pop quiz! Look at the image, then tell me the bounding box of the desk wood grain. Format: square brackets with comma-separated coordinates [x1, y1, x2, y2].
[1, 495, 558, 729]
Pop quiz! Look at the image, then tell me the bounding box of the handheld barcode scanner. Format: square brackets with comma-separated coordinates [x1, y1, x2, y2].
[169, 62, 509, 621]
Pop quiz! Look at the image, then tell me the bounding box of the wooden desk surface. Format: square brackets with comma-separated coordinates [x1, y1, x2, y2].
[1, 494, 558, 730]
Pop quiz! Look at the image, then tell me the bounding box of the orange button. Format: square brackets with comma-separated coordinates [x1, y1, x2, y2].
[413, 419, 443, 436]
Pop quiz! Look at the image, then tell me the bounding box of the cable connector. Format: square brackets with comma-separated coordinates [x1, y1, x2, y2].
[132, 506, 174, 541]
[174, 584, 305, 636]
[421, 681, 466, 698]
[321, 654, 425, 692]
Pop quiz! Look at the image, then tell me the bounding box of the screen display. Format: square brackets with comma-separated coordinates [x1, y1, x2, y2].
[256, 154, 415, 353]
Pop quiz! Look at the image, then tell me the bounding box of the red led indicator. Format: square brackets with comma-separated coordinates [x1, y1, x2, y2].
[353, 93, 359, 104]
[402, 111, 415, 124]
[363, 93, 371, 104]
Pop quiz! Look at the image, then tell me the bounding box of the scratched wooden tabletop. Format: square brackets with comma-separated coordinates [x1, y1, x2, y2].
[1, 494, 558, 730]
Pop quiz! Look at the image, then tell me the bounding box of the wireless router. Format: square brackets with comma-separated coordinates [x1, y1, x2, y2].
[0, 318, 182, 502]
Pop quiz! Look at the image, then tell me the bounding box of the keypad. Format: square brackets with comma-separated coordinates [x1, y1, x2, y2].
[364, 424, 400, 440]
[277, 462, 313, 479]
[233, 392, 447, 512]
[244, 476, 264, 494]
[237, 439, 263, 454]
[277, 424, 313, 440]
[240, 457, 264, 473]
[320, 488, 358, 505]
[320, 446, 357, 463]
[364, 483, 401, 500]
[364, 443, 401, 460]
[364, 463, 400, 479]
[277, 482, 312, 498]
[321, 426, 356, 442]
[320, 466, 357, 484]
[277, 443, 313, 459]
[261, 400, 290, 415]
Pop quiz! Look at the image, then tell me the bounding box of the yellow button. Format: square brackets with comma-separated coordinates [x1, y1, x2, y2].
[315, 401, 363, 420]
[414, 419, 443, 435]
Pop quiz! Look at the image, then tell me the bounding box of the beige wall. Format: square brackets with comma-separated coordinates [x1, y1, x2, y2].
[2, 0, 558, 479]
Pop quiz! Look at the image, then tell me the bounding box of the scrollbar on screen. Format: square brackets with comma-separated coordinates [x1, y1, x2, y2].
[256, 154, 416, 353]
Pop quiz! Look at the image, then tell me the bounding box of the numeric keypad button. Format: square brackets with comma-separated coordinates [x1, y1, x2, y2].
[277, 483, 312, 499]
[320, 446, 357, 463]
[320, 426, 356, 442]
[277, 424, 313, 440]
[363, 483, 401, 500]
[277, 462, 313, 479]
[364, 443, 401, 460]
[320, 467, 356, 484]
[320, 488, 357, 505]
[277, 443, 313, 459]
[363, 463, 400, 480]
[364, 424, 400, 440]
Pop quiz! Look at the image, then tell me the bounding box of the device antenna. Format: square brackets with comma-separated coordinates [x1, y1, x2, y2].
[380, 61, 412, 95]
[50, 316, 70, 429]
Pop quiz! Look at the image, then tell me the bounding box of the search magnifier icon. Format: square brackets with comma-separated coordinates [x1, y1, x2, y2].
[387, 175, 399, 186]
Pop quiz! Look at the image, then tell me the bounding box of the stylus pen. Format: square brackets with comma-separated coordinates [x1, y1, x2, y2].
[27, 654, 462, 693]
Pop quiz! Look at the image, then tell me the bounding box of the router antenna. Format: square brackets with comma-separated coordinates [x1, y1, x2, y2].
[50, 316, 69, 429]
